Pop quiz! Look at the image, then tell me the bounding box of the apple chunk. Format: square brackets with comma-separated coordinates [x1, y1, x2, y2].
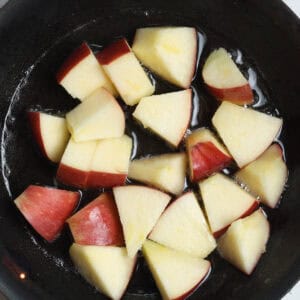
[235, 143, 288, 208]
[143, 240, 211, 300]
[218, 209, 270, 275]
[132, 26, 197, 88]
[199, 173, 258, 238]
[113, 186, 171, 257]
[67, 192, 124, 246]
[97, 38, 154, 106]
[186, 128, 232, 181]
[14, 185, 79, 242]
[28, 111, 70, 163]
[202, 48, 253, 104]
[133, 89, 192, 147]
[66, 87, 125, 142]
[87, 135, 132, 188]
[56, 138, 97, 188]
[212, 101, 283, 167]
[70, 244, 136, 300]
[56, 42, 117, 100]
[149, 192, 216, 258]
[128, 153, 186, 195]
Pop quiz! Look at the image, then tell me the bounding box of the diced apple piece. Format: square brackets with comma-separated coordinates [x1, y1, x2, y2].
[28, 111, 70, 163]
[97, 38, 154, 106]
[212, 101, 283, 167]
[66, 87, 125, 142]
[113, 186, 171, 257]
[56, 138, 97, 188]
[235, 143, 288, 208]
[202, 48, 253, 104]
[56, 42, 117, 100]
[149, 192, 216, 258]
[199, 173, 258, 238]
[14, 185, 79, 242]
[67, 192, 124, 246]
[70, 244, 136, 300]
[133, 89, 192, 147]
[132, 27, 197, 88]
[186, 128, 232, 181]
[128, 153, 186, 195]
[87, 135, 132, 188]
[143, 240, 211, 300]
[218, 209, 270, 275]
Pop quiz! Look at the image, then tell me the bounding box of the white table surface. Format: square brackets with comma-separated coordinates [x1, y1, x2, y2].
[0, 1, 298, 300]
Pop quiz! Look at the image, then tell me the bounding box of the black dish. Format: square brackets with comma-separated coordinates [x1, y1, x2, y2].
[0, 0, 299, 299]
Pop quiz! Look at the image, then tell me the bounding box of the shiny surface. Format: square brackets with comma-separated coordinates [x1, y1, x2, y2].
[0, 0, 299, 299]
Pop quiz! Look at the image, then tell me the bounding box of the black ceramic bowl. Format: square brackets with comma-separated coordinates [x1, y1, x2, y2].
[0, 0, 299, 299]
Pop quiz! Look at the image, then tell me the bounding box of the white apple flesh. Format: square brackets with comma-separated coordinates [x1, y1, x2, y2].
[202, 48, 253, 104]
[128, 153, 187, 195]
[132, 26, 197, 88]
[28, 111, 70, 163]
[149, 192, 216, 258]
[212, 101, 283, 167]
[96, 38, 154, 106]
[235, 143, 288, 208]
[88, 135, 132, 188]
[113, 185, 171, 257]
[66, 87, 125, 142]
[70, 244, 137, 300]
[217, 209, 270, 275]
[133, 89, 192, 147]
[199, 173, 259, 238]
[56, 42, 117, 100]
[143, 239, 211, 300]
[56, 138, 97, 188]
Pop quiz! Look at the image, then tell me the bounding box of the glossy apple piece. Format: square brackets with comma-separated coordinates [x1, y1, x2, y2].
[133, 89, 192, 147]
[199, 173, 259, 238]
[56, 138, 97, 188]
[132, 26, 197, 88]
[66, 87, 125, 142]
[128, 153, 187, 195]
[113, 185, 171, 258]
[28, 111, 70, 163]
[14, 185, 79, 242]
[202, 48, 253, 104]
[87, 135, 132, 188]
[218, 209, 270, 275]
[186, 128, 232, 181]
[149, 192, 216, 258]
[56, 42, 117, 100]
[212, 101, 283, 168]
[143, 240, 211, 300]
[67, 192, 124, 246]
[70, 244, 137, 300]
[97, 38, 154, 106]
[235, 143, 288, 208]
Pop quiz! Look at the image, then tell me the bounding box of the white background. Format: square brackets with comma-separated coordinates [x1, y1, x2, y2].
[0, 0, 299, 299]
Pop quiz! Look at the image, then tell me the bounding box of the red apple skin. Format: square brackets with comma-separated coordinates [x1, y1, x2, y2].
[96, 38, 131, 65]
[56, 42, 91, 83]
[14, 185, 80, 242]
[67, 192, 124, 246]
[27, 111, 48, 160]
[206, 83, 254, 105]
[56, 163, 89, 189]
[173, 264, 211, 300]
[87, 171, 127, 188]
[190, 141, 232, 182]
[213, 201, 259, 238]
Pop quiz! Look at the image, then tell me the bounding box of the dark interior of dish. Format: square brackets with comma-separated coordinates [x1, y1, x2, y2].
[0, 0, 299, 299]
